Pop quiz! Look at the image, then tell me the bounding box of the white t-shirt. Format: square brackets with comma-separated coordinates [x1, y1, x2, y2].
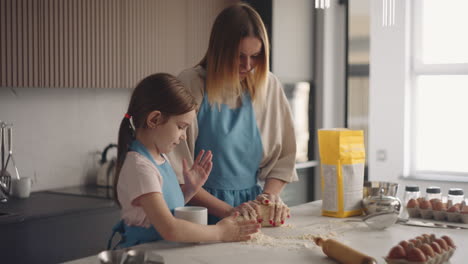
[117, 151, 164, 228]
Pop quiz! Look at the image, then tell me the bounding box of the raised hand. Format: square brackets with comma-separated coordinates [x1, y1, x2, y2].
[182, 150, 213, 195]
[216, 212, 260, 242]
[256, 193, 290, 227]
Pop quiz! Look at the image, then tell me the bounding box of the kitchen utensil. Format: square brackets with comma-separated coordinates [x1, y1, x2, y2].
[1, 122, 5, 171]
[398, 218, 468, 230]
[362, 187, 401, 215]
[345, 211, 399, 229]
[363, 181, 399, 197]
[313, 237, 377, 264]
[363, 211, 399, 229]
[4, 127, 20, 180]
[97, 144, 118, 187]
[97, 249, 164, 264]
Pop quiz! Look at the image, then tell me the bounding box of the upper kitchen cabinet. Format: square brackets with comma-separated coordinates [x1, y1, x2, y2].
[0, 0, 231, 88]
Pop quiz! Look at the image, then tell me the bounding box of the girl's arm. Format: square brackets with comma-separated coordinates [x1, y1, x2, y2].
[186, 188, 234, 219]
[139, 192, 258, 243]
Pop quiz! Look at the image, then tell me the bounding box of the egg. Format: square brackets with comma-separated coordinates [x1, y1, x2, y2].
[430, 241, 443, 254]
[417, 197, 426, 205]
[406, 247, 427, 262]
[441, 235, 456, 249]
[399, 240, 412, 254]
[409, 239, 422, 248]
[407, 198, 419, 208]
[433, 201, 447, 211]
[461, 204, 468, 214]
[419, 200, 432, 210]
[434, 238, 449, 251]
[430, 198, 441, 208]
[419, 243, 436, 258]
[387, 245, 406, 259]
[447, 205, 460, 213]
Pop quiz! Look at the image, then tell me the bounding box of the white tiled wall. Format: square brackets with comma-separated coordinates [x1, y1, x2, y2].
[0, 87, 131, 191]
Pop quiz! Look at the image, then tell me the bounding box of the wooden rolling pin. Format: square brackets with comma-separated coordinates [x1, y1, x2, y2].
[314, 237, 377, 264]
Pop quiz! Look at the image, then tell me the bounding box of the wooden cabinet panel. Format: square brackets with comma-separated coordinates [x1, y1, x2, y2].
[0, 0, 231, 88]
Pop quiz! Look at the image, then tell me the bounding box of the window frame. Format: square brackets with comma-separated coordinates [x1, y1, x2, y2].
[408, 0, 468, 181]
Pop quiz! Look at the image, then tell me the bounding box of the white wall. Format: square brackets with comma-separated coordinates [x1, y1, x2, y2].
[272, 0, 313, 82]
[368, 0, 468, 197]
[0, 87, 130, 191]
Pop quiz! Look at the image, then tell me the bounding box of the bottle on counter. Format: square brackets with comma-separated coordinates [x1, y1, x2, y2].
[400, 185, 421, 219]
[403, 185, 421, 204]
[426, 186, 442, 201]
[447, 188, 464, 207]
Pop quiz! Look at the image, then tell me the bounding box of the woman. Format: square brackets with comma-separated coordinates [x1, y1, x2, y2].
[168, 3, 298, 226]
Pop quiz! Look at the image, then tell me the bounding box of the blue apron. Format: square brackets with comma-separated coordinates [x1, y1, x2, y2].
[107, 140, 185, 249]
[195, 92, 263, 224]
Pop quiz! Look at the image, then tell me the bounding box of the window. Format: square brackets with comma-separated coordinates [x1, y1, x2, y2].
[410, 0, 468, 178]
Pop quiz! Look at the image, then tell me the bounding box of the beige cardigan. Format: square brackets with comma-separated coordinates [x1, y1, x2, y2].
[167, 66, 298, 185]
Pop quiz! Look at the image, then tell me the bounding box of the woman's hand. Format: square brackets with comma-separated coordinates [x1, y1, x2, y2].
[216, 212, 260, 242]
[182, 150, 213, 197]
[231, 200, 262, 223]
[256, 193, 290, 227]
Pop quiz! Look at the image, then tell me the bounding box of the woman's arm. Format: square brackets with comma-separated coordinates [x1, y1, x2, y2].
[262, 178, 287, 195]
[139, 192, 258, 243]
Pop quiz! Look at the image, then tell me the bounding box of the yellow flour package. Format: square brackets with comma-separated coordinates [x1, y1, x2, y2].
[318, 129, 365, 217]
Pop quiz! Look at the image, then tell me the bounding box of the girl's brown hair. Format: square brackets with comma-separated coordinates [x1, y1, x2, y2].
[113, 73, 197, 206]
[199, 3, 269, 105]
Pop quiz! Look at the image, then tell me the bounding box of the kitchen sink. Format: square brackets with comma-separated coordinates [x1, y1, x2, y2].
[0, 211, 15, 218]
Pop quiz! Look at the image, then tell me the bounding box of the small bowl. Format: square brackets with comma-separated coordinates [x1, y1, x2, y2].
[363, 211, 399, 230]
[98, 249, 164, 264]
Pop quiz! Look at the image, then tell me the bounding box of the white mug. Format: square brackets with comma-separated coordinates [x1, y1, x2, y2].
[174, 206, 208, 225]
[11, 177, 32, 198]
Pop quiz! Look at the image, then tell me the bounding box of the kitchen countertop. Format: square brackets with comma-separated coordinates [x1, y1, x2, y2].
[0, 190, 117, 225]
[65, 201, 468, 264]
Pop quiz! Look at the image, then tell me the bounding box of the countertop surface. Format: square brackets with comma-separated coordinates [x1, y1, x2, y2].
[66, 201, 468, 264]
[0, 187, 117, 225]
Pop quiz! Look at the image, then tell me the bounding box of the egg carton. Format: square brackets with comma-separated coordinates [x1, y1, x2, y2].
[385, 248, 455, 264]
[384, 234, 456, 264]
[407, 208, 468, 224]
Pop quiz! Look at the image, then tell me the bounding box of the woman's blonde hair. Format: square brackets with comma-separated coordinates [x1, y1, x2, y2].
[199, 3, 269, 105]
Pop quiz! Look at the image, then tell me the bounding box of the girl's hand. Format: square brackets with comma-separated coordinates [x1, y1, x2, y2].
[182, 150, 213, 195]
[256, 193, 290, 227]
[216, 212, 260, 242]
[231, 200, 262, 222]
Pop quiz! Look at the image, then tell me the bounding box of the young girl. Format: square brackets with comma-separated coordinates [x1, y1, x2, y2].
[108, 73, 260, 249]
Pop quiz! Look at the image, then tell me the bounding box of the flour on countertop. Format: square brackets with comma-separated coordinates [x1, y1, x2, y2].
[241, 219, 355, 250]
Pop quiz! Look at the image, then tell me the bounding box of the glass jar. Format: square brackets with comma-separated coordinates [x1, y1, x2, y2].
[403, 185, 421, 204]
[401, 185, 420, 219]
[426, 186, 442, 201]
[447, 188, 464, 207]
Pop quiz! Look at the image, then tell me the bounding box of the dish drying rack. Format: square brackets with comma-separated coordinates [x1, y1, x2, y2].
[0, 121, 20, 202]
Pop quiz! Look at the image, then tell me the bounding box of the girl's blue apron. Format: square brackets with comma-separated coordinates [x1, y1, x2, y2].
[107, 140, 184, 249]
[195, 92, 263, 224]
